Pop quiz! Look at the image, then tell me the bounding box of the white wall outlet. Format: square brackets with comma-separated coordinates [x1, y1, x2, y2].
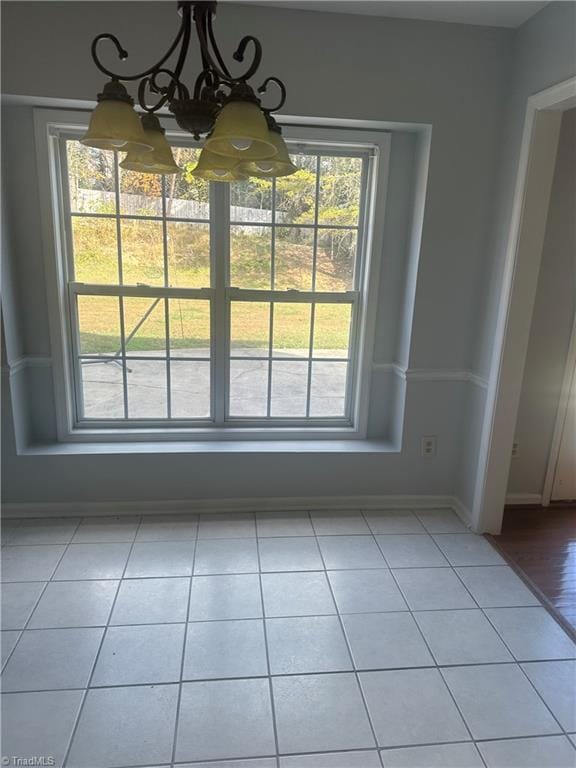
[421, 435, 437, 457]
[511, 442, 519, 458]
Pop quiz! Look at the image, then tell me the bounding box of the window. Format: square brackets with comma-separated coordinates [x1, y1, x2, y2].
[43, 116, 387, 438]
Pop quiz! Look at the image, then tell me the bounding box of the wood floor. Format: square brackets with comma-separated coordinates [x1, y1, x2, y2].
[488, 503, 576, 633]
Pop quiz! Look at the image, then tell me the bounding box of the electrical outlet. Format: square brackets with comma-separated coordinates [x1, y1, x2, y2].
[421, 435, 437, 457]
[512, 442, 519, 458]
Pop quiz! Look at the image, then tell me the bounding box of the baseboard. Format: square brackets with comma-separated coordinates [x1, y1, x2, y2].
[505, 493, 543, 506]
[1, 494, 460, 519]
[450, 497, 474, 530]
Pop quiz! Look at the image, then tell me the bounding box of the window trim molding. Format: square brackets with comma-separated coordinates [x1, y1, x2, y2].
[33, 108, 390, 442]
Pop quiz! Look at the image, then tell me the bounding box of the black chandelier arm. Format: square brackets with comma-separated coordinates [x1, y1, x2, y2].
[232, 36, 263, 83]
[257, 76, 287, 113]
[206, 10, 231, 79]
[90, 12, 188, 83]
[137, 69, 188, 113]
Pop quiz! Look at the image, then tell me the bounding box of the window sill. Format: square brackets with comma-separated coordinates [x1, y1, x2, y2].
[20, 438, 397, 456]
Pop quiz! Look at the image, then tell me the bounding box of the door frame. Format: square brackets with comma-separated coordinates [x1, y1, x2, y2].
[542, 312, 576, 504]
[473, 76, 576, 533]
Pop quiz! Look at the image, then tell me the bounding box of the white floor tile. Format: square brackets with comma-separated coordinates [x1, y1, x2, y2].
[393, 568, 476, 610]
[28, 580, 118, 628]
[310, 511, 371, 535]
[570, 734, 576, 748]
[72, 516, 140, 543]
[343, 612, 433, 669]
[183, 761, 276, 768]
[188, 574, 263, 621]
[433, 534, 504, 566]
[110, 577, 189, 624]
[267, 615, 352, 674]
[360, 668, 468, 747]
[256, 512, 314, 537]
[1, 581, 45, 629]
[194, 538, 259, 575]
[281, 752, 381, 767]
[522, 660, 576, 731]
[318, 535, 387, 569]
[184, 619, 267, 680]
[2, 545, 66, 582]
[375, 535, 448, 568]
[328, 569, 408, 613]
[1, 631, 21, 668]
[53, 543, 131, 580]
[485, 607, 576, 660]
[136, 513, 198, 541]
[456, 566, 540, 607]
[9, 518, 80, 545]
[175, 678, 276, 762]
[259, 536, 323, 571]
[1, 520, 21, 545]
[414, 609, 513, 665]
[67, 684, 178, 767]
[2, 627, 103, 691]
[1, 690, 84, 767]
[198, 513, 256, 539]
[91, 623, 185, 686]
[261, 572, 336, 617]
[125, 540, 196, 577]
[414, 508, 469, 534]
[364, 510, 426, 534]
[381, 742, 484, 768]
[478, 735, 576, 768]
[442, 663, 561, 739]
[273, 673, 375, 753]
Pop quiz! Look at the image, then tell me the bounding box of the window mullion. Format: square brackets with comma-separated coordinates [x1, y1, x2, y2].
[306, 155, 322, 417]
[161, 175, 172, 419]
[113, 154, 129, 419]
[212, 180, 228, 425]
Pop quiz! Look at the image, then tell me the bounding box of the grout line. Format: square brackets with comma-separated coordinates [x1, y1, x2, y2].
[60, 515, 143, 767]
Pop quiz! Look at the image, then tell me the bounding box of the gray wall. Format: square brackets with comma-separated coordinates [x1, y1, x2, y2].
[0, 1, 572, 509]
[508, 108, 576, 496]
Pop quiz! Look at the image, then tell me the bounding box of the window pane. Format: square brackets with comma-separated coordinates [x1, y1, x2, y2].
[126, 360, 167, 418]
[67, 142, 115, 214]
[309, 361, 348, 417]
[230, 302, 269, 357]
[77, 295, 120, 355]
[230, 225, 272, 289]
[274, 227, 314, 290]
[168, 299, 210, 358]
[79, 359, 125, 419]
[315, 229, 357, 291]
[275, 154, 317, 225]
[270, 361, 308, 417]
[231, 178, 273, 223]
[229, 360, 268, 417]
[167, 222, 210, 288]
[121, 220, 164, 286]
[166, 148, 210, 220]
[313, 303, 352, 358]
[123, 297, 166, 356]
[318, 156, 362, 226]
[72, 217, 118, 284]
[119, 167, 162, 216]
[170, 361, 210, 418]
[273, 303, 311, 358]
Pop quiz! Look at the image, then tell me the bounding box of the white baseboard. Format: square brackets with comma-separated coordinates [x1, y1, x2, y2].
[451, 497, 474, 530]
[2, 494, 463, 519]
[505, 493, 543, 506]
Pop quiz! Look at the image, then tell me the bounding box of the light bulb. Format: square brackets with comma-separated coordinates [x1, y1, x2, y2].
[109, 139, 127, 148]
[213, 168, 228, 177]
[256, 161, 274, 172]
[231, 138, 252, 151]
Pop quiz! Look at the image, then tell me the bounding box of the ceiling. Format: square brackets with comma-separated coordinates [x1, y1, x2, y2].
[236, 1, 550, 28]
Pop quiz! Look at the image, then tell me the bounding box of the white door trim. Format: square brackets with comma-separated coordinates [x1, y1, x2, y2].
[473, 76, 576, 534]
[542, 312, 576, 505]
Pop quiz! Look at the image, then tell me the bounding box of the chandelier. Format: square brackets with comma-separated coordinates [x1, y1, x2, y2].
[82, 0, 297, 181]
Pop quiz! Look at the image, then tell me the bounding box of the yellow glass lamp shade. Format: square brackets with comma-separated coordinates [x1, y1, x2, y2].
[205, 100, 277, 161]
[120, 115, 180, 175]
[191, 148, 247, 182]
[239, 129, 297, 178]
[81, 82, 152, 153]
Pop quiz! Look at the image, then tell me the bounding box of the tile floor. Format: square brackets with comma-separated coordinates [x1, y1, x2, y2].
[1, 509, 575, 768]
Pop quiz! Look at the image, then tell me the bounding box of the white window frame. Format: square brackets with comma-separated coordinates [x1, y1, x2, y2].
[34, 108, 390, 442]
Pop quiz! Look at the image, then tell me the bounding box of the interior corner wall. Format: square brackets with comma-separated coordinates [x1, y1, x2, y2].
[2, 1, 513, 506]
[507, 107, 576, 496]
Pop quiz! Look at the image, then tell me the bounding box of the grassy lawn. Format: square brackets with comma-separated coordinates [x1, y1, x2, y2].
[73, 219, 354, 355]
